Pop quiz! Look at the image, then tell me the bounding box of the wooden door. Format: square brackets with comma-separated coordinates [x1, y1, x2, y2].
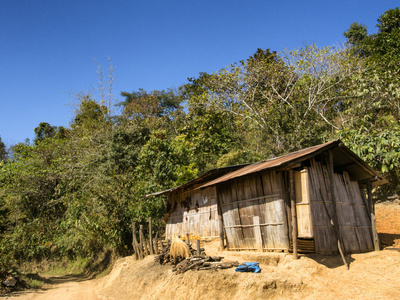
[294, 169, 313, 238]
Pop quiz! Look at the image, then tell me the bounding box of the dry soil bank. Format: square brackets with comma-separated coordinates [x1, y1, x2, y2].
[4, 201, 400, 300]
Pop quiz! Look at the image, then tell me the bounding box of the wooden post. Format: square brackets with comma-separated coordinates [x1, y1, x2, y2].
[186, 233, 190, 245]
[289, 169, 298, 259]
[367, 182, 380, 251]
[132, 223, 140, 260]
[327, 150, 349, 269]
[149, 217, 153, 255]
[140, 225, 148, 256]
[154, 232, 159, 254]
[196, 239, 201, 256]
[216, 186, 225, 250]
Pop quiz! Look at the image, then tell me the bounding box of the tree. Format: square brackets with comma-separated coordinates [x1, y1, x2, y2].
[0, 136, 6, 161]
[184, 46, 360, 156]
[344, 22, 368, 47]
[342, 7, 400, 197]
[119, 89, 183, 120]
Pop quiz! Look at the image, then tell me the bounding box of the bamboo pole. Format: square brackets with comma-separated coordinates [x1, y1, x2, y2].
[367, 182, 380, 251]
[289, 169, 298, 259]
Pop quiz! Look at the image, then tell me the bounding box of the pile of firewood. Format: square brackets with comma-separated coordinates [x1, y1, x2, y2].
[154, 239, 240, 273]
[172, 256, 240, 274]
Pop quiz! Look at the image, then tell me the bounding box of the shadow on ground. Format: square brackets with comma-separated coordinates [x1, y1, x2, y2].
[379, 233, 400, 247]
[303, 253, 355, 269]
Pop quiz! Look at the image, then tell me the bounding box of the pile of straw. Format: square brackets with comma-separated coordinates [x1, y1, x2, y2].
[170, 235, 191, 259]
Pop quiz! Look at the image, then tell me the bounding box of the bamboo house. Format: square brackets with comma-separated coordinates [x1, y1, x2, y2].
[147, 140, 387, 255]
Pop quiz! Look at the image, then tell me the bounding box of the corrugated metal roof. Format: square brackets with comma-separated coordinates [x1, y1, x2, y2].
[144, 163, 249, 197]
[198, 140, 386, 189]
[146, 139, 387, 197]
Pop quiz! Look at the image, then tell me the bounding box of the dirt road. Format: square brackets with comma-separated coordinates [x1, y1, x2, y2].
[4, 276, 101, 300]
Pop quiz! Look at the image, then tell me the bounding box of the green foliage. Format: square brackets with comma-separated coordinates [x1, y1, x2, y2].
[344, 22, 368, 46]
[339, 120, 400, 196]
[0, 136, 7, 161]
[216, 149, 261, 168]
[377, 7, 400, 34]
[2, 7, 400, 273]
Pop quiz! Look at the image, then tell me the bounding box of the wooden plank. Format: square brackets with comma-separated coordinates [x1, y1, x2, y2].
[253, 216, 263, 251]
[224, 222, 284, 228]
[289, 169, 298, 259]
[295, 169, 313, 238]
[271, 171, 289, 250]
[260, 172, 276, 250]
[215, 185, 225, 250]
[219, 183, 237, 249]
[235, 179, 251, 249]
[149, 217, 153, 255]
[327, 150, 348, 269]
[334, 173, 357, 252]
[309, 158, 337, 254]
[367, 182, 380, 251]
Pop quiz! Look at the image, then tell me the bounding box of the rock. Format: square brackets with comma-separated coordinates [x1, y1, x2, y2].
[4, 276, 17, 287]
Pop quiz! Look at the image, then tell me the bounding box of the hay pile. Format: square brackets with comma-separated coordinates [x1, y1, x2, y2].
[170, 236, 191, 259]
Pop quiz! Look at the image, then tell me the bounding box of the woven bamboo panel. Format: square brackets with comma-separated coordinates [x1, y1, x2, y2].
[220, 171, 289, 251]
[165, 186, 220, 239]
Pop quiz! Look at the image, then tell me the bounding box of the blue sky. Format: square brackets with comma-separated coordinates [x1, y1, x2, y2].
[0, 0, 398, 147]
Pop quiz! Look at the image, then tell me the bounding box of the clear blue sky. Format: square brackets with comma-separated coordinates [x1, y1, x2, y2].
[0, 0, 398, 147]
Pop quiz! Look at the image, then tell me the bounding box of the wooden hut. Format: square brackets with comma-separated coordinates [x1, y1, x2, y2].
[148, 140, 386, 255]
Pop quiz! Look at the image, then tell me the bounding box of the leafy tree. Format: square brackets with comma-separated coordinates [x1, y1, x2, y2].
[342, 7, 400, 196]
[344, 22, 368, 47]
[120, 89, 183, 120]
[0, 136, 6, 161]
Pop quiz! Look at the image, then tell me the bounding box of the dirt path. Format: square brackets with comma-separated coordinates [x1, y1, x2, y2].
[3, 276, 102, 300]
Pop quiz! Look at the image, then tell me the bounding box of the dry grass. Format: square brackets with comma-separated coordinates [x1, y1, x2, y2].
[169, 236, 191, 259]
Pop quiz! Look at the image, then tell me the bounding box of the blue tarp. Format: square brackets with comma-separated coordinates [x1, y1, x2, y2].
[235, 262, 261, 273]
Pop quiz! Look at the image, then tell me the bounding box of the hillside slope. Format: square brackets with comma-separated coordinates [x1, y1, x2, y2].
[6, 201, 400, 300]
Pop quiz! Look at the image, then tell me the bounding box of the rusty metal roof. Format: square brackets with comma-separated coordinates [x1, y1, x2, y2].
[144, 163, 249, 197]
[146, 140, 387, 197]
[199, 140, 386, 189]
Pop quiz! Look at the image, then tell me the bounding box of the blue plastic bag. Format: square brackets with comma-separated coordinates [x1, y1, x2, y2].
[235, 262, 261, 273]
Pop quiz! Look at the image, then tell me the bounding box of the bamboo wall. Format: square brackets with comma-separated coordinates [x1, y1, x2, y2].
[165, 186, 220, 239]
[218, 171, 289, 251]
[307, 158, 373, 254]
